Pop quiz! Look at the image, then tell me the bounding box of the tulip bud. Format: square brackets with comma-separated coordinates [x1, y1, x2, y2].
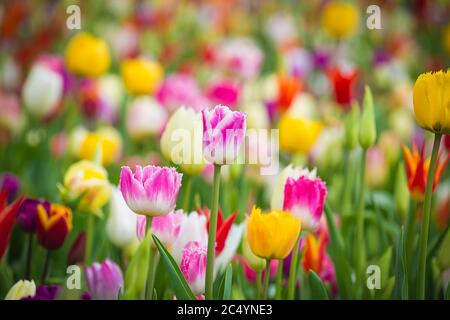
[344, 102, 360, 150]
[67, 232, 86, 266]
[359, 85, 377, 149]
[85, 259, 124, 300]
[395, 163, 409, 222]
[4, 280, 36, 300]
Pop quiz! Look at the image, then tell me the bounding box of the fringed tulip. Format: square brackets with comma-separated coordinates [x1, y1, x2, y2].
[247, 206, 301, 260]
[181, 241, 207, 296]
[172, 212, 208, 263]
[85, 259, 124, 300]
[202, 105, 246, 165]
[119, 165, 182, 217]
[36, 204, 72, 250]
[283, 175, 327, 231]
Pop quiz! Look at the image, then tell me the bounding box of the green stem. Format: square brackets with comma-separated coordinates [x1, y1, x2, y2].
[342, 150, 355, 216]
[256, 269, 262, 299]
[85, 214, 95, 265]
[41, 250, 50, 284]
[145, 217, 155, 300]
[417, 133, 442, 299]
[262, 259, 272, 300]
[182, 175, 193, 211]
[287, 235, 301, 299]
[205, 164, 221, 300]
[275, 259, 283, 299]
[25, 232, 33, 279]
[355, 148, 367, 292]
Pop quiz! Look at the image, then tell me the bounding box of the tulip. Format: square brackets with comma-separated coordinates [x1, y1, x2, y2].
[63, 160, 111, 217]
[0, 172, 20, 202]
[279, 115, 322, 154]
[328, 67, 358, 109]
[78, 78, 119, 123]
[36, 203, 72, 250]
[402, 143, 448, 202]
[282, 175, 327, 231]
[67, 232, 86, 265]
[160, 106, 206, 175]
[276, 74, 302, 112]
[65, 32, 111, 77]
[78, 127, 123, 166]
[126, 96, 168, 141]
[0, 93, 24, 140]
[247, 206, 300, 299]
[4, 280, 36, 300]
[156, 73, 207, 112]
[136, 210, 185, 249]
[120, 57, 163, 95]
[0, 189, 25, 261]
[23, 285, 60, 300]
[172, 211, 208, 264]
[180, 241, 207, 296]
[206, 81, 240, 109]
[413, 70, 450, 135]
[359, 86, 377, 149]
[106, 188, 138, 249]
[321, 1, 359, 39]
[215, 223, 244, 274]
[247, 206, 300, 261]
[119, 165, 182, 217]
[85, 259, 124, 300]
[271, 165, 317, 211]
[22, 62, 63, 118]
[202, 105, 247, 165]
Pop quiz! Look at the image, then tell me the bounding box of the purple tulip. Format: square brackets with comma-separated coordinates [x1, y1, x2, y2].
[16, 198, 50, 233]
[23, 285, 60, 300]
[0, 173, 20, 202]
[85, 259, 123, 300]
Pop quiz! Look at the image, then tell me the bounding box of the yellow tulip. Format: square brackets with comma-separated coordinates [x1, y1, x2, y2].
[279, 115, 323, 154]
[247, 206, 301, 260]
[413, 70, 450, 135]
[65, 32, 111, 77]
[63, 160, 111, 217]
[322, 1, 359, 39]
[5, 280, 36, 300]
[121, 57, 163, 95]
[79, 127, 122, 166]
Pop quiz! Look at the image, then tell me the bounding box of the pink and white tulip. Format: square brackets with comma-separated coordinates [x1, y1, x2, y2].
[172, 212, 208, 263]
[119, 165, 182, 217]
[180, 241, 207, 295]
[283, 175, 327, 231]
[202, 105, 246, 165]
[136, 209, 185, 248]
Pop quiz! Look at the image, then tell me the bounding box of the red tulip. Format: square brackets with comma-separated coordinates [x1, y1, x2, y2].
[36, 203, 72, 250]
[0, 188, 25, 260]
[327, 67, 358, 109]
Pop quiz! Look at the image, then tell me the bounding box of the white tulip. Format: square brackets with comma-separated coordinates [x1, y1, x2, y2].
[126, 96, 167, 140]
[23, 64, 63, 118]
[106, 187, 138, 249]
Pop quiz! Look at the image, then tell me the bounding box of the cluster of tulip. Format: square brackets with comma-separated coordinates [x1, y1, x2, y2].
[1, 0, 450, 301]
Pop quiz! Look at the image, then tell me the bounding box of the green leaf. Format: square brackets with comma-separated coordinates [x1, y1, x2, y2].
[152, 235, 195, 300]
[308, 271, 329, 300]
[324, 202, 353, 299]
[393, 226, 408, 299]
[377, 247, 392, 287]
[222, 265, 233, 300]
